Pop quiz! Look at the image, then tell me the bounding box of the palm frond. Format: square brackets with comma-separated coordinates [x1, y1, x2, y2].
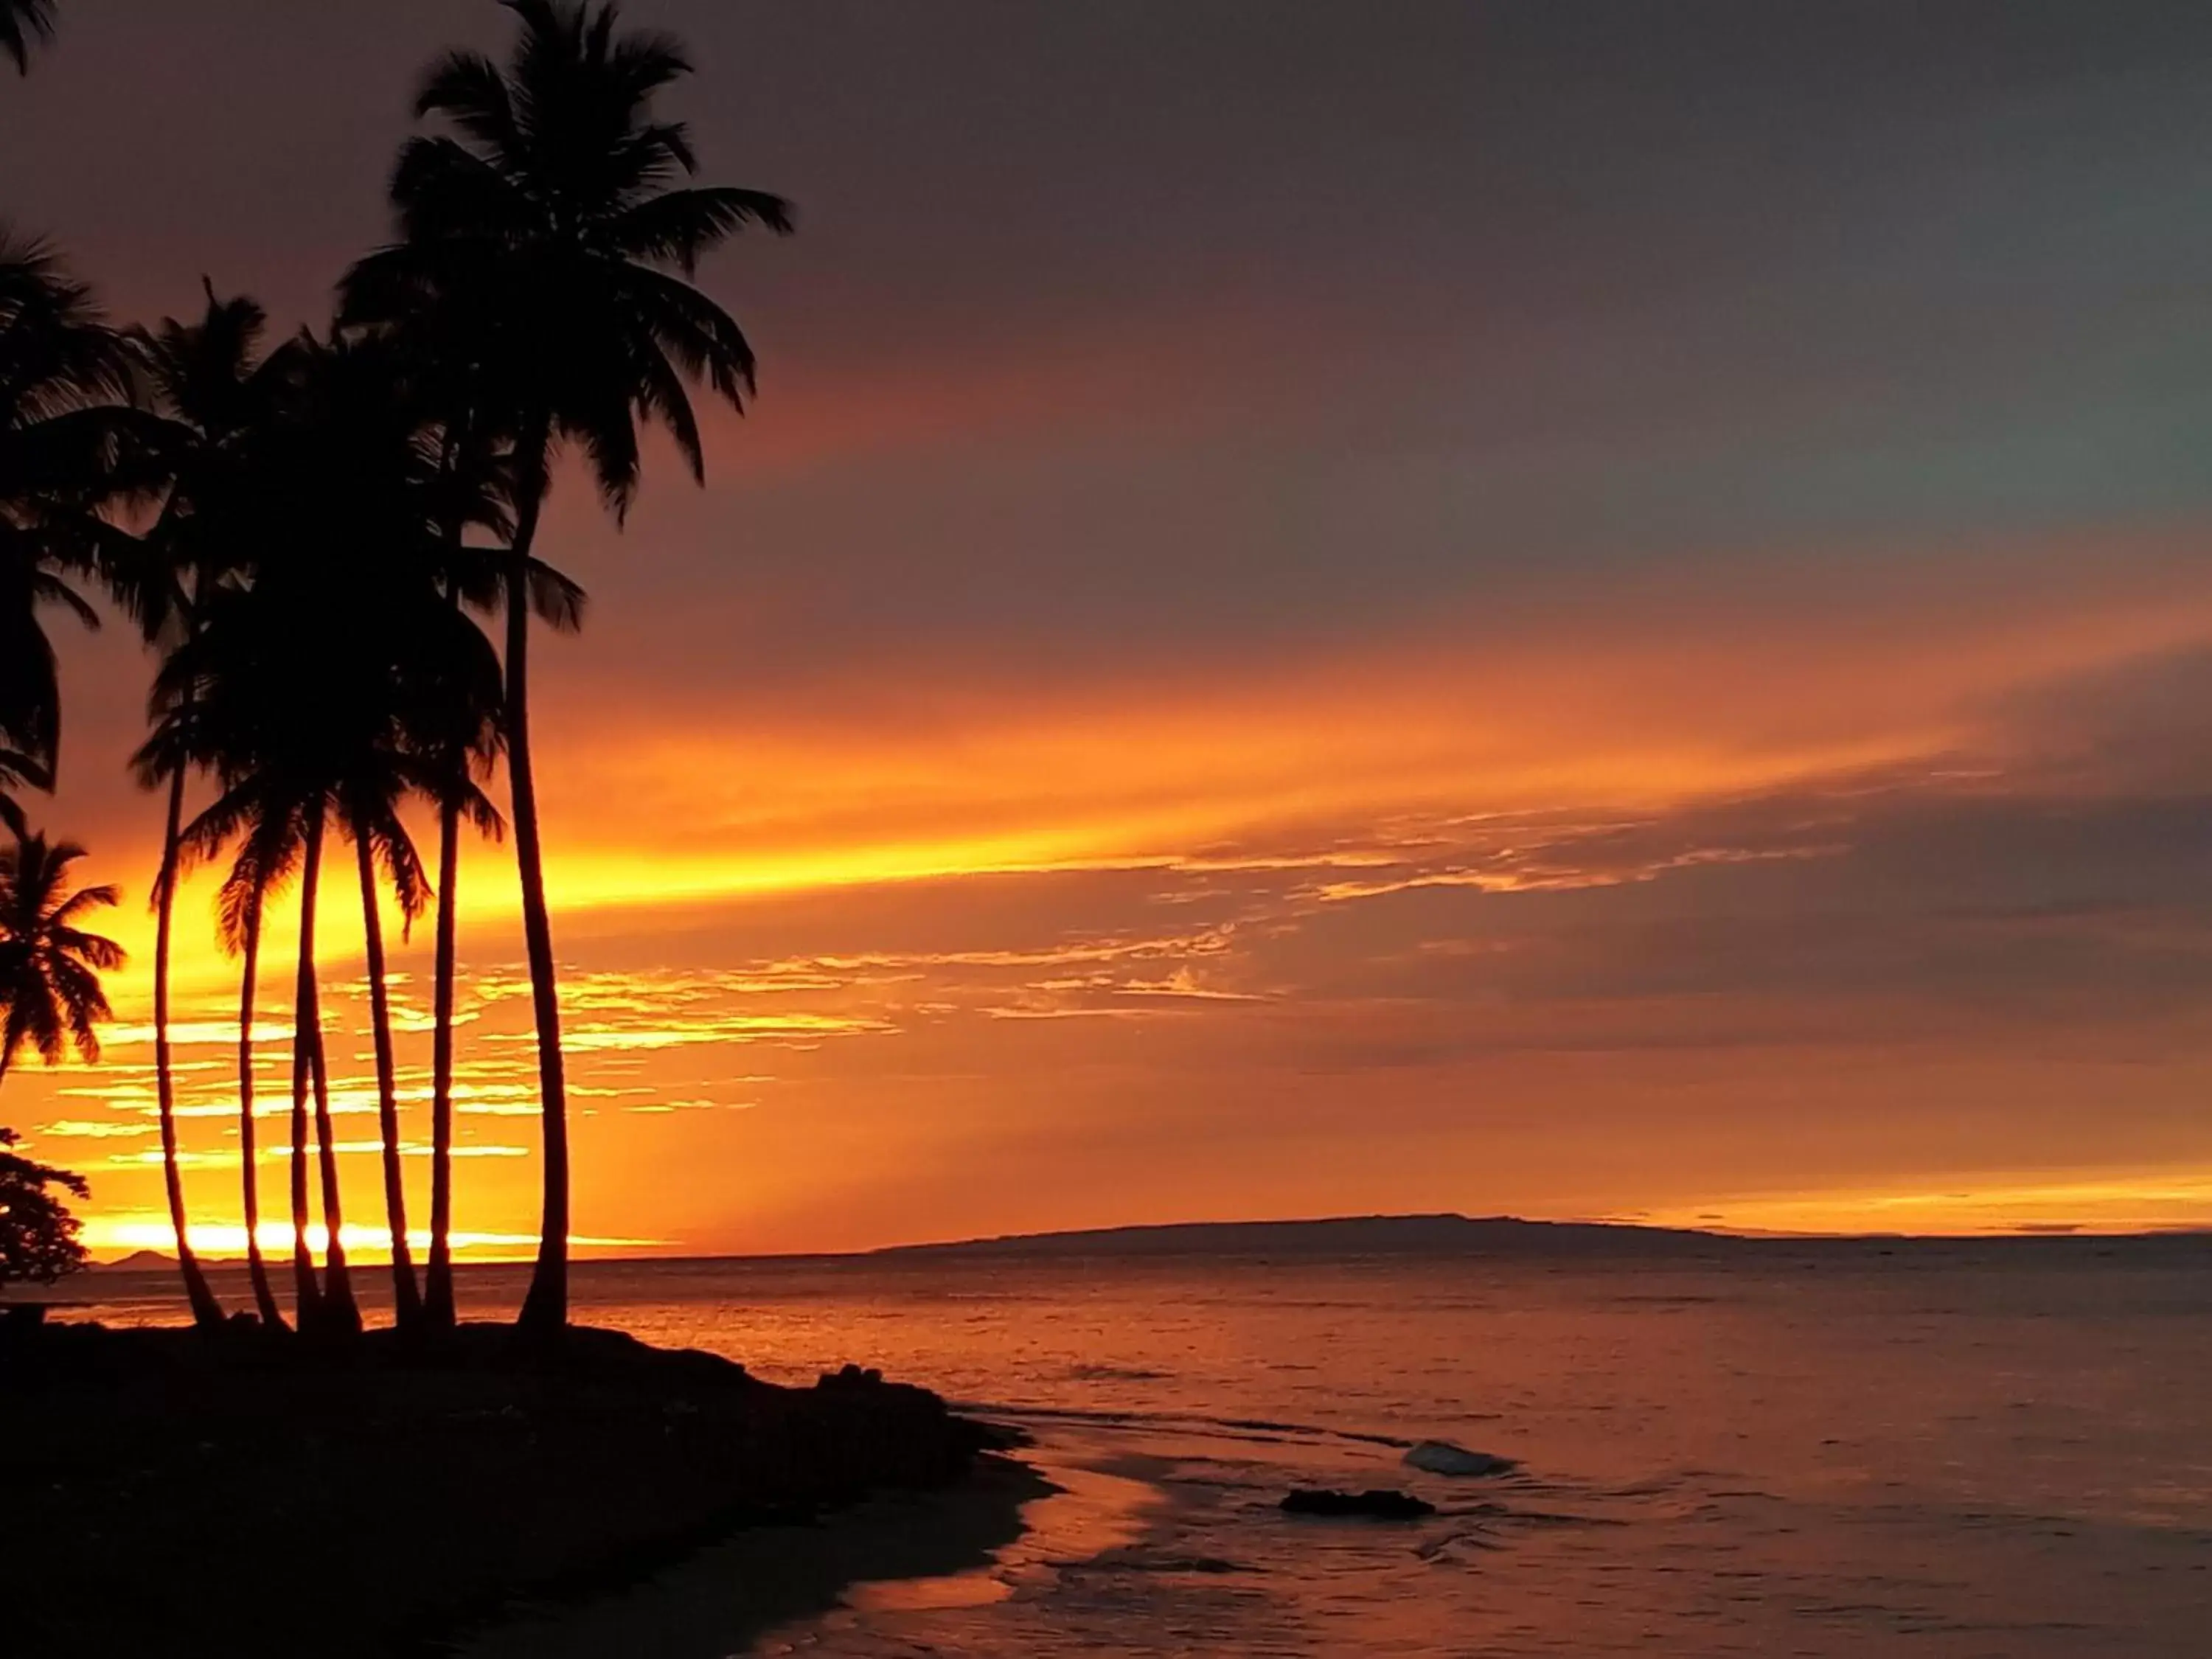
[51, 955, 114, 1062]
[623, 264, 759, 403]
[525, 554, 587, 633]
[0, 830, 118, 1074]
[47, 883, 119, 928]
[415, 49, 521, 155]
[52, 925, 124, 973]
[0, 0, 56, 75]
[606, 187, 794, 272]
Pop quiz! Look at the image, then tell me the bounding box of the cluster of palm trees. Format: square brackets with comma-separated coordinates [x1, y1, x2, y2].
[0, 0, 790, 1336]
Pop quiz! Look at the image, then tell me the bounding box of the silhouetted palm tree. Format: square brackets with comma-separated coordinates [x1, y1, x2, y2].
[380, 351, 575, 1329]
[413, 416, 563, 1328]
[0, 750, 40, 840]
[142, 526, 325, 1326]
[141, 726, 227, 1330]
[153, 333, 364, 1335]
[367, 564, 512, 1331]
[0, 0, 54, 76]
[170, 597, 358, 1335]
[345, 0, 792, 1332]
[305, 334, 507, 1328]
[0, 234, 130, 824]
[294, 800, 357, 1333]
[161, 332, 507, 1332]
[126, 288, 288, 1326]
[215, 821, 292, 1329]
[120, 288, 282, 1333]
[0, 237, 203, 1307]
[0, 831, 120, 1089]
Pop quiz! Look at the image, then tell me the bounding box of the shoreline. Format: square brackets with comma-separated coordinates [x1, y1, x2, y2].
[460, 1425, 1170, 1657]
[2, 1320, 1012, 1658]
[456, 1451, 1057, 1658]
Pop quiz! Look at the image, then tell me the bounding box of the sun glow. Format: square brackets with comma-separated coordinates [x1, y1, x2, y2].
[81, 1215, 661, 1262]
[19, 527, 2212, 1260]
[1642, 1170, 2212, 1237]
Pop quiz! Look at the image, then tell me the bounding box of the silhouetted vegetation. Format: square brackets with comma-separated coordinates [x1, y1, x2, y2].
[0, 1321, 1006, 1655]
[0, 0, 53, 77]
[344, 0, 793, 1331]
[0, 0, 791, 1335]
[0, 13, 1023, 1651]
[0, 1124, 85, 1286]
[0, 834, 119, 1084]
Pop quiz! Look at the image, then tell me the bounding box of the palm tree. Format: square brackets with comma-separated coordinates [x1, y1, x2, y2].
[159, 658, 331, 1326]
[154, 333, 372, 1333]
[296, 803, 359, 1333]
[1, 234, 130, 818]
[318, 338, 496, 1329]
[0, 0, 54, 76]
[170, 650, 356, 1336]
[344, 604, 507, 1332]
[150, 340, 372, 1337]
[420, 658, 517, 1328]
[0, 238, 212, 1308]
[296, 333, 506, 1329]
[161, 332, 506, 1332]
[414, 420, 561, 1329]
[216, 830, 289, 1329]
[335, 716, 502, 1333]
[0, 831, 120, 1089]
[358, 338, 575, 1331]
[0, 748, 41, 839]
[125, 288, 285, 1329]
[136, 701, 289, 1331]
[142, 745, 226, 1329]
[344, 0, 792, 1332]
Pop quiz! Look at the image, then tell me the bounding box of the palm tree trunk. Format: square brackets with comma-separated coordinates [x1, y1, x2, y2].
[508, 481, 571, 1337]
[154, 766, 225, 1331]
[299, 807, 360, 1335]
[357, 830, 422, 1327]
[288, 875, 322, 1327]
[425, 784, 461, 1329]
[237, 889, 285, 1330]
[424, 493, 471, 1333]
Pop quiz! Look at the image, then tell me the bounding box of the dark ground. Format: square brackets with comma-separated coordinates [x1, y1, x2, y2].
[1, 1317, 1012, 1658]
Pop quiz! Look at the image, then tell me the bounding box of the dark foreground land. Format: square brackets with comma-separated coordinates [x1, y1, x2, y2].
[1, 1318, 1015, 1658]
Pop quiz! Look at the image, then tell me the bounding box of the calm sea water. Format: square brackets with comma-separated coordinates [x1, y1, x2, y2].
[67, 1242, 2212, 1655]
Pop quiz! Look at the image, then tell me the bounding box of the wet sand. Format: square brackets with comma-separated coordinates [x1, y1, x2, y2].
[457, 1453, 1057, 1658]
[456, 1437, 1171, 1655]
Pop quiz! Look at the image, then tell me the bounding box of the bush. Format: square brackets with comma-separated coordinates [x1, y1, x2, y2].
[0, 1127, 88, 1287]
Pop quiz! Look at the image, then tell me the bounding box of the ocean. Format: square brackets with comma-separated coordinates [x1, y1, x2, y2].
[62, 1239, 2212, 1655]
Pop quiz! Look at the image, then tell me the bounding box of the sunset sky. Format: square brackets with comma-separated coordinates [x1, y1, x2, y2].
[9, 1, 2212, 1256]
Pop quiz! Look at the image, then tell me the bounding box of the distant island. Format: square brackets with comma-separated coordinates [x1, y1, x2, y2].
[86, 1214, 1732, 1273]
[91, 1249, 187, 1272]
[860, 1214, 2210, 1257]
[870, 1212, 1736, 1259]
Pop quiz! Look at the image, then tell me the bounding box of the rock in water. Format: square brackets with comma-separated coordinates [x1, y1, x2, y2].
[1403, 1439, 1518, 1478]
[1280, 1487, 1438, 1520]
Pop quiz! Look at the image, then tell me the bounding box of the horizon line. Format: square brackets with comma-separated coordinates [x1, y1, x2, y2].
[87, 1208, 2212, 1269]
